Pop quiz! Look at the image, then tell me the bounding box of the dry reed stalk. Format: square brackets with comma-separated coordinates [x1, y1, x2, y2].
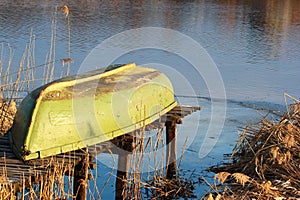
[0, 4, 79, 198]
[47, 9, 56, 83]
[119, 127, 196, 199]
[0, 96, 16, 135]
[143, 172, 196, 199]
[66, 8, 71, 77]
[209, 97, 300, 199]
[0, 154, 75, 199]
[60, 4, 72, 76]
[3, 46, 13, 88]
[80, 147, 117, 199]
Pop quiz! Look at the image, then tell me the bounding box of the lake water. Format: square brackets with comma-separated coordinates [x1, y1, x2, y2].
[1, 0, 300, 198]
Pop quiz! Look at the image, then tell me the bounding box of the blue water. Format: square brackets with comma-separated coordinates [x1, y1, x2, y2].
[0, 0, 299, 199]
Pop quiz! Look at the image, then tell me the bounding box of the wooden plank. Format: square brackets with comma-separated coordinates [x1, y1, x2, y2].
[0, 158, 24, 165]
[0, 153, 17, 158]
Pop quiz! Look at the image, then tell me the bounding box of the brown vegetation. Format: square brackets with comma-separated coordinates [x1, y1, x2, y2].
[0, 96, 16, 135]
[0, 157, 76, 199]
[208, 99, 300, 199]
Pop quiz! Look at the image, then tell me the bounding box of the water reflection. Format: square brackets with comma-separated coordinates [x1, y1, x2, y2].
[243, 0, 296, 61]
[0, 0, 299, 102]
[0, 0, 299, 59]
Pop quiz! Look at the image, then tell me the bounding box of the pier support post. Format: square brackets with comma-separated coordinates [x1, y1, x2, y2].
[73, 152, 89, 200]
[115, 152, 130, 200]
[166, 116, 181, 179]
[114, 134, 133, 200]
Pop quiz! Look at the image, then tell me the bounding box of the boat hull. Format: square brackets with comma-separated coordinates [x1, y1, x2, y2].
[10, 63, 177, 160]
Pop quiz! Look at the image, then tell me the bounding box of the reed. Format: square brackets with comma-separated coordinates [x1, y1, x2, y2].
[0, 5, 74, 199]
[208, 95, 300, 199]
[116, 127, 197, 199]
[0, 156, 73, 199]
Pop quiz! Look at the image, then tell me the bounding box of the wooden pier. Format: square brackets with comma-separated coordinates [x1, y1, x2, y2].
[0, 105, 200, 199]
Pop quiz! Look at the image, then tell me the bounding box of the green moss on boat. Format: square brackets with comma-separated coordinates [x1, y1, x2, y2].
[9, 63, 177, 160]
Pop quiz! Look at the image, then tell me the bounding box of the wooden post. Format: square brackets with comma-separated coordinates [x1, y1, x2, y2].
[166, 119, 177, 179]
[73, 153, 89, 200]
[115, 152, 130, 200]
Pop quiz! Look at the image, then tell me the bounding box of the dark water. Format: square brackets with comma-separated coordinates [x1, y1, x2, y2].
[0, 0, 299, 103]
[1, 0, 300, 198]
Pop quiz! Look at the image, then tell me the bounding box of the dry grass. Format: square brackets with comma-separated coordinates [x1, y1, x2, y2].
[208, 96, 300, 200]
[121, 128, 197, 200]
[0, 157, 77, 199]
[0, 98, 16, 135]
[0, 3, 73, 136]
[0, 5, 76, 199]
[143, 171, 197, 199]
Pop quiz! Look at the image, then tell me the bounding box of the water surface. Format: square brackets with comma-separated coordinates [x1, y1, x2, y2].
[1, 0, 299, 198]
[1, 0, 299, 102]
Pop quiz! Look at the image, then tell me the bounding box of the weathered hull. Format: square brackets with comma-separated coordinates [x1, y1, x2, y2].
[10, 63, 177, 160]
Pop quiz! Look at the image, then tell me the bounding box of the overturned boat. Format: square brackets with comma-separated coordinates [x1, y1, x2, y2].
[9, 63, 177, 160]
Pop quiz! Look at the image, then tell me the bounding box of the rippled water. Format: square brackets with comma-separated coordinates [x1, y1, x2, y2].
[1, 0, 299, 102]
[1, 0, 300, 198]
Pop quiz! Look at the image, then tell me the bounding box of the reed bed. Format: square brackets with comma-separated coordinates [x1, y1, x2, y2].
[142, 171, 197, 199]
[0, 97, 16, 136]
[0, 5, 77, 199]
[207, 97, 300, 200]
[0, 155, 76, 199]
[121, 128, 197, 199]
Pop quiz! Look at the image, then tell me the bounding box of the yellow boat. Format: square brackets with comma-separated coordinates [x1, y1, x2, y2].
[9, 63, 177, 160]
